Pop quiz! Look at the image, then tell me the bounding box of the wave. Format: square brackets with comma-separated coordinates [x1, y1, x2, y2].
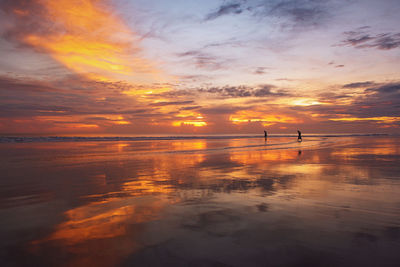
[0, 133, 389, 143]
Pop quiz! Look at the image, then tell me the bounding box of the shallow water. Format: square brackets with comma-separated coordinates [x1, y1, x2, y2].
[1, 136, 400, 266]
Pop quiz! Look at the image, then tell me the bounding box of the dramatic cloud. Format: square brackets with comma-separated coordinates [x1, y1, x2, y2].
[0, 73, 211, 133]
[0, 0, 399, 134]
[0, 74, 153, 129]
[294, 82, 400, 128]
[1, 0, 157, 79]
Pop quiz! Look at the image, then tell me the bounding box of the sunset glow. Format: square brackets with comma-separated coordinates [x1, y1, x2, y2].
[230, 111, 300, 127]
[2, 2, 400, 266]
[1, 0, 399, 134]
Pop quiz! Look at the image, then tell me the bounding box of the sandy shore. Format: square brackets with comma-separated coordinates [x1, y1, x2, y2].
[1, 136, 399, 266]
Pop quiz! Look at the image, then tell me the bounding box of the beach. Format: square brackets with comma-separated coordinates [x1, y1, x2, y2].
[1, 135, 400, 266]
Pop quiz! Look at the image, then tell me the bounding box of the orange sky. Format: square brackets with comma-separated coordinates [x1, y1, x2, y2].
[0, 0, 399, 134]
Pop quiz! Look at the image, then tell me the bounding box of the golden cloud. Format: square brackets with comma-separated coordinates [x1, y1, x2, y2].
[13, 0, 157, 78]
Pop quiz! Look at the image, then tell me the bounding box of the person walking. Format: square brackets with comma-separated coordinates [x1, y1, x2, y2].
[297, 130, 302, 142]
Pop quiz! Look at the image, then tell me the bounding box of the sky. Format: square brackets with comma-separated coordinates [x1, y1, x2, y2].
[0, 0, 399, 135]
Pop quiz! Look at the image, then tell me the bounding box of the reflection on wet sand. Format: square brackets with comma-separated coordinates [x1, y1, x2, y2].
[29, 196, 166, 267]
[230, 148, 299, 164]
[38, 198, 163, 245]
[1, 136, 400, 266]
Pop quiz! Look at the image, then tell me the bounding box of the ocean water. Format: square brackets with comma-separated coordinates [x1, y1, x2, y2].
[0, 135, 399, 266]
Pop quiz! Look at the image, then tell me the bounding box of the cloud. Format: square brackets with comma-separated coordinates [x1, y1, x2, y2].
[370, 34, 400, 50]
[295, 82, 400, 125]
[1, 0, 157, 78]
[2, 73, 399, 133]
[254, 67, 268, 75]
[0, 103, 71, 118]
[254, 85, 286, 97]
[0, 74, 155, 119]
[177, 50, 228, 70]
[203, 0, 333, 29]
[0, 73, 211, 133]
[180, 106, 202, 111]
[340, 27, 400, 50]
[275, 78, 296, 82]
[179, 75, 210, 82]
[205, 2, 244, 21]
[0, 76, 62, 93]
[366, 83, 400, 95]
[343, 81, 376, 88]
[269, 0, 328, 26]
[199, 86, 251, 97]
[198, 84, 288, 98]
[200, 106, 243, 115]
[248, 0, 334, 30]
[150, 101, 194, 106]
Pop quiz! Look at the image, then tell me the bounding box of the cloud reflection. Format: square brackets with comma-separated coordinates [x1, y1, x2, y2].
[1, 137, 400, 265]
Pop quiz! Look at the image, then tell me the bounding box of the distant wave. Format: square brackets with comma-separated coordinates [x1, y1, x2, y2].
[0, 133, 390, 143]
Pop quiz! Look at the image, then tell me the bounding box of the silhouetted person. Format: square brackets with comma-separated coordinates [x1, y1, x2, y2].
[264, 130, 268, 138]
[297, 130, 302, 142]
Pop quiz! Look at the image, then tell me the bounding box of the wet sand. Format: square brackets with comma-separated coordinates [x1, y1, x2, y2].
[0, 136, 400, 266]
